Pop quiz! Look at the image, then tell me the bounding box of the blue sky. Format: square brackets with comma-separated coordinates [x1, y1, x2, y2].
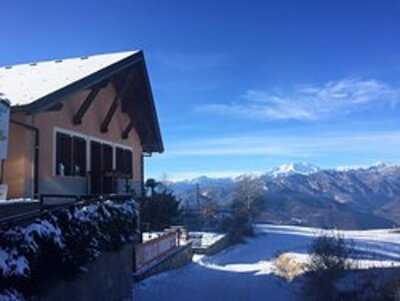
[1, 1, 400, 180]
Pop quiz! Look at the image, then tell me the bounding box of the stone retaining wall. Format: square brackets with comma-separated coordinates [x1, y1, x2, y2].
[134, 243, 193, 282]
[192, 234, 230, 256]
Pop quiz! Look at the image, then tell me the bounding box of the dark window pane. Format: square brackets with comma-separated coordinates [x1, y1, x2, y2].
[116, 147, 124, 173]
[102, 144, 113, 172]
[125, 149, 133, 177]
[90, 141, 102, 193]
[116, 147, 133, 177]
[102, 144, 114, 193]
[56, 132, 72, 176]
[73, 136, 87, 177]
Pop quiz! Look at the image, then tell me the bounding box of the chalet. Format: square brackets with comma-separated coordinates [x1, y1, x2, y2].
[0, 50, 163, 200]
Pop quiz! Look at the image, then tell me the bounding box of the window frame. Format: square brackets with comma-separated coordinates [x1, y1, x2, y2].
[53, 127, 134, 178]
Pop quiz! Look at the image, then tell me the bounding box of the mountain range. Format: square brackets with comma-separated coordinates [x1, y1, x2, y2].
[167, 162, 400, 229]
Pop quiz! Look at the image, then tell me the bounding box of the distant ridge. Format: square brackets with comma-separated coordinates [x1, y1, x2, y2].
[168, 162, 400, 229]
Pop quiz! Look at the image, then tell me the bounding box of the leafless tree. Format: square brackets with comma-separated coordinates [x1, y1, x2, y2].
[232, 174, 265, 221]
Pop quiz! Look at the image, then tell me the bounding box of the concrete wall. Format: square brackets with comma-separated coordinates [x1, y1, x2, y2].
[135, 231, 177, 272]
[192, 234, 230, 256]
[40, 244, 133, 301]
[4, 82, 144, 198]
[134, 243, 193, 282]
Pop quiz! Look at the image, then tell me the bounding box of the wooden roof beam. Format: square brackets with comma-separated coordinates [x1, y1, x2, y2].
[121, 119, 134, 139]
[73, 83, 105, 125]
[100, 95, 119, 133]
[101, 71, 135, 133]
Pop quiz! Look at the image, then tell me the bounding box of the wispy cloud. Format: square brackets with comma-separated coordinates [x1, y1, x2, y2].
[196, 78, 400, 121]
[166, 170, 263, 182]
[164, 130, 400, 158]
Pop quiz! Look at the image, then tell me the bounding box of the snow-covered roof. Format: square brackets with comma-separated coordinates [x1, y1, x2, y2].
[0, 50, 140, 107]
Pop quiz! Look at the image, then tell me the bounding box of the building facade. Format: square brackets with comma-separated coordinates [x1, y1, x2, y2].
[0, 50, 163, 199]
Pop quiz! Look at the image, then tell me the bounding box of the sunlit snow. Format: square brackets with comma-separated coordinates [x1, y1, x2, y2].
[134, 224, 400, 301]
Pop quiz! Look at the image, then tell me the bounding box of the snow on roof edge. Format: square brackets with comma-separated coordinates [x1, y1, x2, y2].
[0, 50, 141, 107]
[0, 50, 140, 70]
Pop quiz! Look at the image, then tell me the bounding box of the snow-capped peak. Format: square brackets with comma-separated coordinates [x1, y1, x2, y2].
[336, 162, 395, 172]
[268, 162, 320, 177]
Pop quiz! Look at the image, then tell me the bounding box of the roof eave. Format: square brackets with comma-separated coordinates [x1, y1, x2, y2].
[141, 56, 164, 154]
[143, 144, 164, 154]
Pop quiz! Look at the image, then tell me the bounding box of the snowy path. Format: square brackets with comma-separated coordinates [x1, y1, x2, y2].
[133, 225, 400, 301]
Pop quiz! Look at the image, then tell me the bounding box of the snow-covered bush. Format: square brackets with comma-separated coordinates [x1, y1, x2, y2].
[0, 198, 137, 298]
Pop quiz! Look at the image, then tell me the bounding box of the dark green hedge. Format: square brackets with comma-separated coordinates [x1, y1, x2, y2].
[0, 199, 137, 299]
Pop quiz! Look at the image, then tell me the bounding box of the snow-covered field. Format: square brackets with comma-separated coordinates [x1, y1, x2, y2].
[133, 224, 400, 301]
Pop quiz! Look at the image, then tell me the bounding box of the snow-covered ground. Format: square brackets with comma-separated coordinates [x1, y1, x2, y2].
[133, 224, 400, 301]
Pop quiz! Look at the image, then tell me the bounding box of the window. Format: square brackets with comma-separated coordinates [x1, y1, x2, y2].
[116, 147, 133, 177]
[126, 149, 133, 176]
[102, 144, 114, 193]
[102, 143, 114, 173]
[56, 131, 87, 177]
[73, 136, 87, 176]
[56, 132, 72, 176]
[55, 129, 132, 179]
[116, 147, 124, 174]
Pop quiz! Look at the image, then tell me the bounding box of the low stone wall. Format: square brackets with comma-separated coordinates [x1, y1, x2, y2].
[38, 244, 133, 301]
[135, 231, 177, 273]
[192, 234, 230, 256]
[134, 243, 193, 282]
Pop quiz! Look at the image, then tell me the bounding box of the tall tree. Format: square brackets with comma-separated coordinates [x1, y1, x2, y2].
[145, 178, 158, 197]
[141, 179, 182, 231]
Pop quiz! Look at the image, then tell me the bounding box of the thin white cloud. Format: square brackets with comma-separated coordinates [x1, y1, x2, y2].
[168, 145, 300, 157]
[166, 170, 263, 182]
[196, 78, 400, 121]
[164, 130, 400, 158]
